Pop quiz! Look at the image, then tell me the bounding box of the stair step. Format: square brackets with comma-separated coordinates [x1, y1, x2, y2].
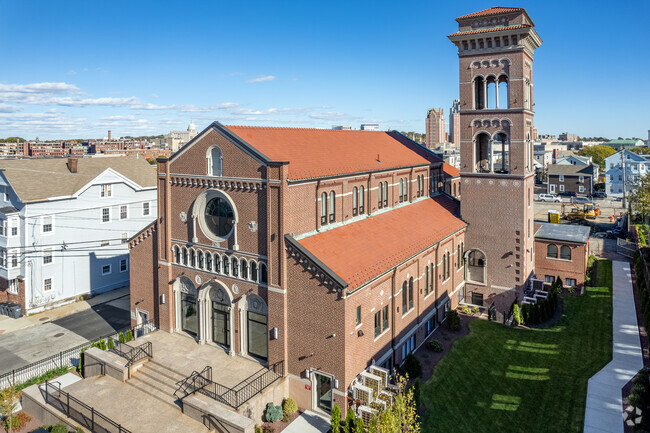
[127, 376, 181, 410]
[144, 361, 187, 383]
[132, 373, 178, 394]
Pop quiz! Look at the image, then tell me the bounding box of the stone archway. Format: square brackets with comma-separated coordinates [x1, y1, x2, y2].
[197, 280, 235, 355]
[173, 276, 198, 338]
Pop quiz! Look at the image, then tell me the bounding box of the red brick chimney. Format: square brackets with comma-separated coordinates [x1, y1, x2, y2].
[67, 157, 78, 173]
[108, 130, 112, 141]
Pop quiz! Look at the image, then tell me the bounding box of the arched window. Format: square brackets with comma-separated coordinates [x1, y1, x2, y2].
[214, 253, 221, 273]
[353, 187, 358, 216]
[442, 254, 447, 280]
[208, 146, 223, 176]
[250, 261, 258, 282]
[206, 252, 212, 271]
[359, 186, 365, 214]
[547, 244, 558, 258]
[457, 245, 461, 268]
[173, 245, 180, 264]
[198, 251, 204, 269]
[384, 181, 388, 207]
[467, 250, 486, 284]
[402, 178, 408, 201]
[408, 277, 414, 310]
[425, 266, 429, 295]
[417, 176, 421, 198]
[222, 256, 229, 275]
[378, 182, 384, 208]
[260, 263, 268, 284]
[182, 247, 188, 266]
[241, 258, 248, 279]
[447, 251, 451, 278]
[329, 191, 335, 223]
[402, 281, 407, 313]
[429, 264, 434, 293]
[453, 183, 457, 197]
[320, 192, 327, 224]
[232, 259, 239, 278]
[399, 179, 404, 203]
[190, 249, 196, 267]
[560, 246, 571, 260]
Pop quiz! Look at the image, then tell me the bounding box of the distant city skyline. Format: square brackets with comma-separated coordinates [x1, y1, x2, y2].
[1, 0, 648, 140]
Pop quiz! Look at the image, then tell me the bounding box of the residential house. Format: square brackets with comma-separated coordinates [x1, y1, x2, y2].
[534, 223, 589, 290]
[604, 150, 650, 197]
[547, 164, 595, 196]
[0, 156, 157, 314]
[555, 154, 598, 180]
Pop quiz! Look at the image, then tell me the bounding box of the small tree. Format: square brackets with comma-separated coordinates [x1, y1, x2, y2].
[344, 407, 356, 433]
[404, 354, 422, 379]
[446, 310, 461, 331]
[513, 305, 522, 326]
[107, 338, 115, 350]
[0, 385, 21, 433]
[125, 330, 134, 342]
[374, 373, 420, 432]
[355, 417, 365, 433]
[555, 276, 563, 292]
[118, 332, 125, 344]
[331, 403, 341, 433]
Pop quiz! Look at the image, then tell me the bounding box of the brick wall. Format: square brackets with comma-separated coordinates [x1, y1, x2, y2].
[535, 239, 588, 290]
[0, 278, 26, 311]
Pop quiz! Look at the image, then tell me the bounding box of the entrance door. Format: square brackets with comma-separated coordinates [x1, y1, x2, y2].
[247, 311, 268, 360]
[314, 373, 333, 412]
[549, 184, 556, 193]
[181, 292, 198, 335]
[136, 310, 149, 337]
[212, 302, 230, 349]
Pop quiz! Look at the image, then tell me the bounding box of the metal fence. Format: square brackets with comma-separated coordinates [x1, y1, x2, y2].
[44, 381, 131, 433]
[617, 237, 637, 258]
[176, 361, 284, 409]
[0, 321, 156, 390]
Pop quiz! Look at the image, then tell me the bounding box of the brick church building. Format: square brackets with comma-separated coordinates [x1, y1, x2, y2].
[129, 5, 540, 418]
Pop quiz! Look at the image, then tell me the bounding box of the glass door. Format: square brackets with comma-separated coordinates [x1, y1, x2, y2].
[212, 302, 230, 348]
[315, 373, 332, 412]
[247, 311, 268, 360]
[181, 292, 198, 335]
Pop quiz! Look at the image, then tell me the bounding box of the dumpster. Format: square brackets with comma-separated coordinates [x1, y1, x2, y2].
[7, 303, 22, 319]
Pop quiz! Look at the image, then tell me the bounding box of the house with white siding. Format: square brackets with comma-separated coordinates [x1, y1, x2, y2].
[605, 150, 650, 198]
[0, 156, 157, 314]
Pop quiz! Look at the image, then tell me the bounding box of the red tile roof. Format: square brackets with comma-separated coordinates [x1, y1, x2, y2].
[442, 163, 460, 178]
[448, 24, 531, 38]
[298, 196, 465, 291]
[225, 126, 437, 180]
[456, 7, 524, 20]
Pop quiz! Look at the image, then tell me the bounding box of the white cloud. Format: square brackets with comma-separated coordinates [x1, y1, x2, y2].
[247, 75, 276, 83]
[150, 93, 159, 98]
[0, 104, 23, 113]
[309, 111, 353, 121]
[68, 70, 77, 75]
[0, 82, 80, 95]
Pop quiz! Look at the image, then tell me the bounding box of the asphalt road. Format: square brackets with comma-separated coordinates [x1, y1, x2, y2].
[0, 296, 130, 375]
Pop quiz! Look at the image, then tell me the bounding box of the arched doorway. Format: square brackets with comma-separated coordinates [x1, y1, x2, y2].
[173, 276, 198, 337]
[209, 284, 233, 351]
[240, 294, 268, 361]
[465, 249, 487, 284]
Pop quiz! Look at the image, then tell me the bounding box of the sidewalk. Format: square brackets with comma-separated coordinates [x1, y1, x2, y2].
[0, 286, 130, 336]
[584, 261, 643, 433]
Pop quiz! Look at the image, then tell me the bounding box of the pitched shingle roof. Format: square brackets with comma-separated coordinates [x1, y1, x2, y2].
[298, 196, 466, 291]
[456, 7, 524, 20]
[547, 164, 595, 176]
[225, 126, 438, 181]
[0, 156, 156, 203]
[442, 163, 460, 178]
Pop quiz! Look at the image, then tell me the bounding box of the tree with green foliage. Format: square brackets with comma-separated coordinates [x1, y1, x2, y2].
[578, 145, 617, 169]
[446, 310, 461, 331]
[331, 403, 341, 433]
[107, 338, 115, 350]
[344, 407, 356, 433]
[513, 304, 522, 326]
[0, 385, 21, 433]
[355, 417, 365, 433]
[630, 173, 650, 220]
[125, 330, 134, 342]
[404, 354, 422, 379]
[369, 373, 420, 433]
[118, 332, 125, 344]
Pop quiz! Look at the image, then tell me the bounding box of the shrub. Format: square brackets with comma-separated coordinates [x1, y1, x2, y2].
[15, 365, 69, 392]
[555, 276, 563, 292]
[98, 339, 106, 351]
[262, 426, 274, 433]
[428, 339, 443, 352]
[107, 338, 115, 350]
[461, 304, 470, 315]
[255, 425, 263, 433]
[355, 417, 365, 433]
[513, 305, 522, 326]
[404, 353, 422, 379]
[264, 402, 282, 423]
[118, 332, 125, 344]
[344, 407, 356, 433]
[446, 310, 461, 331]
[630, 391, 644, 409]
[3, 412, 31, 432]
[412, 378, 421, 409]
[125, 330, 134, 342]
[78, 348, 85, 374]
[50, 424, 68, 433]
[471, 306, 480, 314]
[282, 397, 297, 416]
[331, 403, 341, 433]
[75, 428, 85, 433]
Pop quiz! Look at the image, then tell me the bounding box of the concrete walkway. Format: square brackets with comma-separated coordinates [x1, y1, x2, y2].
[0, 286, 129, 335]
[584, 261, 643, 433]
[284, 410, 330, 433]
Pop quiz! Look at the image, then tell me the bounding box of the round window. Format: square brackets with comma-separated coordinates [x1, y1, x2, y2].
[205, 197, 234, 237]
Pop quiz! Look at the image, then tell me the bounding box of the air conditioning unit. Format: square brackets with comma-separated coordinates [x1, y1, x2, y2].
[352, 384, 373, 405]
[369, 366, 389, 388]
[370, 399, 387, 411]
[376, 390, 393, 406]
[361, 371, 383, 396]
[357, 405, 378, 427]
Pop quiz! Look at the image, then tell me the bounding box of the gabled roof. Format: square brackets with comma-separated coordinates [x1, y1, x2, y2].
[456, 7, 524, 20]
[448, 24, 531, 38]
[0, 156, 156, 203]
[297, 196, 466, 292]
[442, 163, 460, 178]
[547, 164, 595, 176]
[224, 126, 438, 181]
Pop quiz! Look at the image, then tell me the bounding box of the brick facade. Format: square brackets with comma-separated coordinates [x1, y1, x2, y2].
[534, 239, 589, 290]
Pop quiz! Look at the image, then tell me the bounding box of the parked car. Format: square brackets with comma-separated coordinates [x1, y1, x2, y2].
[559, 191, 577, 197]
[572, 197, 591, 204]
[538, 193, 561, 202]
[589, 192, 607, 199]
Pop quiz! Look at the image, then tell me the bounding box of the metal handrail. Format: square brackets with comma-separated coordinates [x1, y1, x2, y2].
[112, 341, 153, 366]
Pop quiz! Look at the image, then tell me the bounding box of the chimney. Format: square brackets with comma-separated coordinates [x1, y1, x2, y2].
[108, 130, 112, 141]
[67, 157, 78, 173]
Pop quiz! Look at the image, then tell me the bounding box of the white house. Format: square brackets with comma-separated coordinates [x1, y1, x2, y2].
[0, 156, 157, 314]
[604, 150, 650, 197]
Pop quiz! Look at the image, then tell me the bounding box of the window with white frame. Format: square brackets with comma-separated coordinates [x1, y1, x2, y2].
[8, 279, 18, 294]
[121, 233, 128, 244]
[44, 278, 52, 292]
[43, 248, 53, 265]
[10, 218, 17, 237]
[559, 175, 564, 182]
[101, 208, 110, 223]
[0, 220, 6, 236]
[545, 275, 555, 283]
[579, 186, 585, 193]
[120, 259, 128, 273]
[120, 205, 128, 220]
[100, 184, 112, 198]
[102, 264, 111, 275]
[0, 249, 6, 268]
[579, 176, 584, 183]
[1, 186, 9, 201]
[559, 185, 565, 192]
[42, 216, 53, 234]
[142, 202, 150, 216]
[10, 250, 17, 268]
[566, 278, 576, 287]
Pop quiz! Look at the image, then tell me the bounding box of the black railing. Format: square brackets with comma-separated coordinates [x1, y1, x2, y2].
[176, 361, 284, 409]
[0, 321, 157, 389]
[44, 381, 131, 433]
[111, 341, 153, 366]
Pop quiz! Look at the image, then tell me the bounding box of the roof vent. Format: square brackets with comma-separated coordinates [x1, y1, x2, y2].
[67, 157, 78, 173]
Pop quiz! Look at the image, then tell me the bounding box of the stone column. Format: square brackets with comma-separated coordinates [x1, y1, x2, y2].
[483, 80, 488, 109]
[488, 140, 494, 173]
[495, 81, 500, 109]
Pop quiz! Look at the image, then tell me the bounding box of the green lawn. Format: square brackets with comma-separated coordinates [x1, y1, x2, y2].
[421, 260, 613, 433]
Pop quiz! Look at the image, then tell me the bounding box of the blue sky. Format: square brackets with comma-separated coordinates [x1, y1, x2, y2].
[1, 0, 648, 140]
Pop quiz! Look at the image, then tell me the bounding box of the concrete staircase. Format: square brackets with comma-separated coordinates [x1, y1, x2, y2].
[127, 360, 186, 410]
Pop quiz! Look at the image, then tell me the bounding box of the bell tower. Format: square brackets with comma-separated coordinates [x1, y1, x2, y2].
[448, 7, 542, 312]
